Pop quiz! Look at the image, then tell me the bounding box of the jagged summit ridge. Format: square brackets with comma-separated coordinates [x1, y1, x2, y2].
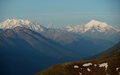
[0, 18, 45, 32]
[0, 19, 120, 35]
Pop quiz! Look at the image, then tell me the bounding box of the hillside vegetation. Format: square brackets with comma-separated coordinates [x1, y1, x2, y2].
[35, 42, 120, 75]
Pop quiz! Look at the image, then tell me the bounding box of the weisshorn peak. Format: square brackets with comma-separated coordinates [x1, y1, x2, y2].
[0, 19, 45, 32]
[66, 20, 120, 34]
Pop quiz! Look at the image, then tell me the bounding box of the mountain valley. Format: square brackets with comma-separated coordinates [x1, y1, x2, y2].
[0, 19, 120, 75]
[35, 42, 120, 75]
[0, 26, 81, 75]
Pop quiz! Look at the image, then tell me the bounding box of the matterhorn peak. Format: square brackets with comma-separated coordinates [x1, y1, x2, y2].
[47, 23, 54, 28]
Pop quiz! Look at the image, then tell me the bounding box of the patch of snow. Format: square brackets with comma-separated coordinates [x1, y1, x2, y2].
[106, 73, 110, 75]
[94, 64, 97, 67]
[116, 67, 119, 71]
[99, 63, 108, 70]
[79, 72, 82, 75]
[83, 62, 92, 67]
[74, 65, 79, 68]
[87, 68, 91, 71]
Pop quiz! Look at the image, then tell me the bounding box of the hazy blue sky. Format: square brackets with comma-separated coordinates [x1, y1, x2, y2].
[0, 0, 120, 27]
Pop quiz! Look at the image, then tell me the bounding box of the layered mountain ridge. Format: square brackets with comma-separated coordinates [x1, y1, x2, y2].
[1, 19, 120, 44]
[0, 26, 80, 75]
[0, 19, 117, 56]
[1, 19, 120, 34]
[0, 19, 119, 75]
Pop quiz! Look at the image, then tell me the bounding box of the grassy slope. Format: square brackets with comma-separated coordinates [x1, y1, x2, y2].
[35, 42, 120, 75]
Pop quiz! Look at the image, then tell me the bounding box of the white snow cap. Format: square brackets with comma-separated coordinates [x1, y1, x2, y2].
[65, 26, 73, 31]
[0, 18, 45, 32]
[66, 20, 120, 33]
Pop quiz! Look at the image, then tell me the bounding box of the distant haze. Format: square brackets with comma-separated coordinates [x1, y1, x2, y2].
[0, 0, 120, 28]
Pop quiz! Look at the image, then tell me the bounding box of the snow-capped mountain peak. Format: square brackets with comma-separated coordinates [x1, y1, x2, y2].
[86, 20, 107, 27]
[85, 20, 114, 32]
[66, 20, 120, 34]
[1, 19, 31, 26]
[0, 19, 45, 32]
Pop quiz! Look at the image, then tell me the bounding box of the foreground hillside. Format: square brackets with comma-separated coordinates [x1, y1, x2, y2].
[35, 42, 120, 75]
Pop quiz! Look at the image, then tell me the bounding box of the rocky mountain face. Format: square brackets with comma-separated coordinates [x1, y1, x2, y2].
[0, 19, 115, 57]
[0, 19, 80, 45]
[1, 19, 120, 44]
[0, 26, 77, 58]
[35, 42, 120, 75]
[0, 27, 80, 75]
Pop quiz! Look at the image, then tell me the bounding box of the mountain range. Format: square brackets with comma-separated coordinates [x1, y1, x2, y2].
[0, 19, 120, 75]
[0, 19, 120, 43]
[66, 20, 120, 33]
[0, 19, 116, 57]
[35, 42, 120, 75]
[65, 20, 120, 43]
[0, 19, 45, 32]
[0, 26, 80, 75]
